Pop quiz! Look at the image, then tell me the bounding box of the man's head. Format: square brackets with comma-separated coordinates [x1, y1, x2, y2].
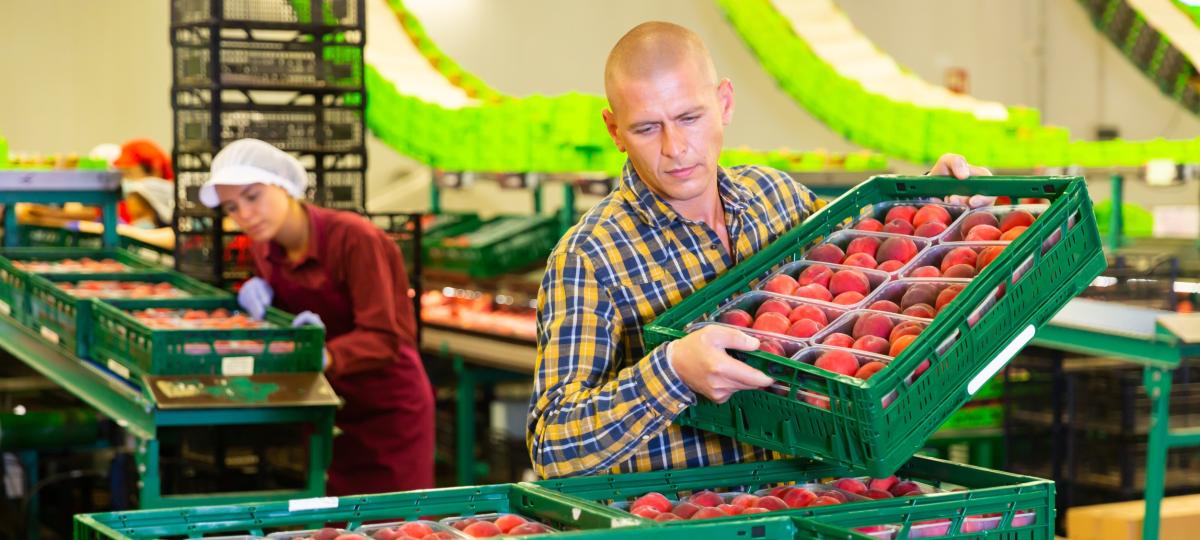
[603, 21, 734, 207]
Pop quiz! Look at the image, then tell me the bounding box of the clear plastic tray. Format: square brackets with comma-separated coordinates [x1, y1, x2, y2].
[438, 513, 558, 537]
[755, 259, 891, 310]
[356, 520, 464, 539]
[697, 291, 847, 342]
[861, 280, 971, 320]
[842, 200, 968, 241]
[686, 321, 810, 360]
[812, 311, 929, 357]
[266, 528, 347, 540]
[802, 230, 932, 277]
[941, 204, 1049, 243]
[899, 242, 1009, 280]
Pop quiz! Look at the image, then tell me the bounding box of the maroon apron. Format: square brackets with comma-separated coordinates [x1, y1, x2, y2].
[269, 265, 435, 495]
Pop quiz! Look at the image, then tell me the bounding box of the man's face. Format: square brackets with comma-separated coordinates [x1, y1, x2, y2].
[604, 62, 733, 207]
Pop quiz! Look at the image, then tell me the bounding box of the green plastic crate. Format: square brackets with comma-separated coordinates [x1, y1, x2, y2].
[0, 248, 161, 326]
[88, 297, 324, 381]
[425, 215, 560, 278]
[13, 225, 173, 266]
[645, 176, 1106, 478]
[25, 271, 228, 359]
[536, 455, 1054, 540]
[937, 403, 1003, 432]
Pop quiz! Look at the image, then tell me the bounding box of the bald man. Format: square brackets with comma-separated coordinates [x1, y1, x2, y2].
[527, 21, 988, 478]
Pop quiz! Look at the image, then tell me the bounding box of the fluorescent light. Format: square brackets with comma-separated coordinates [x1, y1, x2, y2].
[1091, 276, 1117, 288]
[1175, 281, 1200, 294]
[968, 324, 1036, 395]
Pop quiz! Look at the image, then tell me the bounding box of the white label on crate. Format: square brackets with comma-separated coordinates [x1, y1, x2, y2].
[106, 359, 131, 380]
[221, 356, 254, 376]
[572, 508, 582, 521]
[0, 299, 9, 316]
[39, 326, 59, 344]
[610, 517, 643, 528]
[968, 324, 1035, 395]
[288, 497, 338, 513]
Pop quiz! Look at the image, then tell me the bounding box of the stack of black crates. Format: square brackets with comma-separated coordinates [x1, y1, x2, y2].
[169, 0, 367, 285]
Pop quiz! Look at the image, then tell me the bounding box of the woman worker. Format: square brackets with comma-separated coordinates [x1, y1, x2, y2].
[199, 138, 434, 494]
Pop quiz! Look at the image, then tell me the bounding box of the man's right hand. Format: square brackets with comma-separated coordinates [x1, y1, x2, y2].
[668, 325, 775, 404]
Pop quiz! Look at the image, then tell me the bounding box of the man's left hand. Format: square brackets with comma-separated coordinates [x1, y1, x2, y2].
[930, 153, 992, 179]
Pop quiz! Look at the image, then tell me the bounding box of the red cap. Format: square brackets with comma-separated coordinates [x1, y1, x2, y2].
[113, 139, 174, 180]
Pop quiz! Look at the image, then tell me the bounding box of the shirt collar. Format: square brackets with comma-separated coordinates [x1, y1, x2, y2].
[617, 160, 753, 227]
[265, 203, 323, 269]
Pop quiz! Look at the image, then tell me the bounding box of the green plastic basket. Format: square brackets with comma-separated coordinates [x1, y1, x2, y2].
[645, 176, 1106, 478]
[425, 215, 560, 278]
[88, 297, 324, 381]
[937, 403, 1003, 432]
[0, 248, 161, 326]
[14, 225, 173, 266]
[25, 271, 228, 359]
[536, 455, 1054, 540]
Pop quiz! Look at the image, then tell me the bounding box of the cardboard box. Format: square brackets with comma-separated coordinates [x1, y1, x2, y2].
[1068, 494, 1200, 540]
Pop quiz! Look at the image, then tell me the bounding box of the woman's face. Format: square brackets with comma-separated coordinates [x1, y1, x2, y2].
[215, 183, 293, 242]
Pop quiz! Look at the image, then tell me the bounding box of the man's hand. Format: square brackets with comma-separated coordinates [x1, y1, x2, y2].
[930, 153, 992, 179]
[668, 325, 775, 404]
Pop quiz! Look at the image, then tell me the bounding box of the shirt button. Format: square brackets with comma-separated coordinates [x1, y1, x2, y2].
[642, 434, 651, 441]
[710, 243, 719, 249]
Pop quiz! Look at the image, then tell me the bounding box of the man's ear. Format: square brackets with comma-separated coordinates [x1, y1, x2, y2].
[717, 78, 735, 125]
[602, 108, 626, 153]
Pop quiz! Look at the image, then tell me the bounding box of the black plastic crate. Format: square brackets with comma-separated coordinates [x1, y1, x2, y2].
[174, 40, 362, 89]
[172, 0, 364, 29]
[175, 106, 363, 154]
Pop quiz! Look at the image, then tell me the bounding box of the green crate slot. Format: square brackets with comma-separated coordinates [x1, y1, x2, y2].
[0, 248, 162, 327]
[425, 215, 560, 278]
[25, 271, 228, 359]
[644, 176, 1106, 478]
[89, 297, 324, 381]
[536, 455, 1054, 540]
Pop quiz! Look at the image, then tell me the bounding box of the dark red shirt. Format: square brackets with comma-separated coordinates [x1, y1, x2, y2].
[251, 204, 418, 377]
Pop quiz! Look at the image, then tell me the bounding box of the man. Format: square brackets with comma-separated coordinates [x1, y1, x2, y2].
[527, 21, 989, 479]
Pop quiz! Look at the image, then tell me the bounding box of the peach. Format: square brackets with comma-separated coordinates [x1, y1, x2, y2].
[910, 265, 941, 278]
[633, 493, 674, 513]
[943, 264, 976, 279]
[793, 284, 833, 302]
[755, 299, 792, 318]
[913, 205, 952, 228]
[803, 393, 831, 410]
[854, 361, 887, 380]
[864, 489, 894, 500]
[852, 335, 890, 355]
[672, 502, 700, 519]
[882, 219, 915, 236]
[901, 304, 936, 319]
[507, 524, 548, 536]
[763, 274, 798, 295]
[718, 309, 752, 327]
[822, 491, 848, 503]
[833, 478, 868, 495]
[809, 496, 842, 506]
[965, 224, 1002, 241]
[786, 319, 821, 338]
[846, 237, 880, 258]
[841, 253, 878, 269]
[832, 291, 865, 305]
[782, 488, 817, 508]
[653, 513, 681, 523]
[798, 264, 833, 287]
[868, 476, 898, 492]
[852, 313, 895, 340]
[631, 506, 661, 519]
[884, 205, 917, 224]
[1000, 225, 1027, 241]
[807, 244, 845, 264]
[829, 269, 870, 296]
[939, 247, 978, 273]
[1000, 210, 1035, 232]
[959, 212, 1000, 237]
[788, 304, 828, 325]
[900, 283, 939, 309]
[877, 237, 919, 264]
[754, 496, 788, 511]
[889, 334, 918, 357]
[890, 321, 925, 342]
[876, 260, 905, 272]
[815, 350, 858, 376]
[768, 486, 794, 498]
[822, 333, 855, 348]
[399, 523, 435, 538]
[692, 507, 729, 520]
[976, 246, 1005, 271]
[740, 507, 771, 515]
[462, 522, 502, 538]
[451, 520, 478, 531]
[730, 494, 760, 509]
[758, 340, 786, 356]
[914, 221, 948, 238]
[936, 287, 962, 311]
[854, 218, 883, 232]
[717, 504, 742, 516]
[689, 490, 724, 508]
[493, 515, 526, 534]
[868, 300, 901, 313]
[890, 481, 923, 496]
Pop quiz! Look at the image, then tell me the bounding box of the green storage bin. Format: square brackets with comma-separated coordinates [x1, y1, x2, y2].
[937, 402, 1003, 432]
[537, 455, 1054, 540]
[645, 176, 1105, 478]
[88, 297, 324, 381]
[25, 271, 227, 359]
[0, 248, 161, 326]
[425, 215, 561, 278]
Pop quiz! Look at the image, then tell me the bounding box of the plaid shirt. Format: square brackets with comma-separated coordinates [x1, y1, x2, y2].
[528, 161, 822, 478]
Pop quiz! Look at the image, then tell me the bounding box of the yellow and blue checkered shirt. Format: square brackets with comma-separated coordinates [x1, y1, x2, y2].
[528, 161, 822, 478]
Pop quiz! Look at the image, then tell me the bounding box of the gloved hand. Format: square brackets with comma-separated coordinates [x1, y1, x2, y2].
[292, 310, 325, 328]
[237, 277, 273, 320]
